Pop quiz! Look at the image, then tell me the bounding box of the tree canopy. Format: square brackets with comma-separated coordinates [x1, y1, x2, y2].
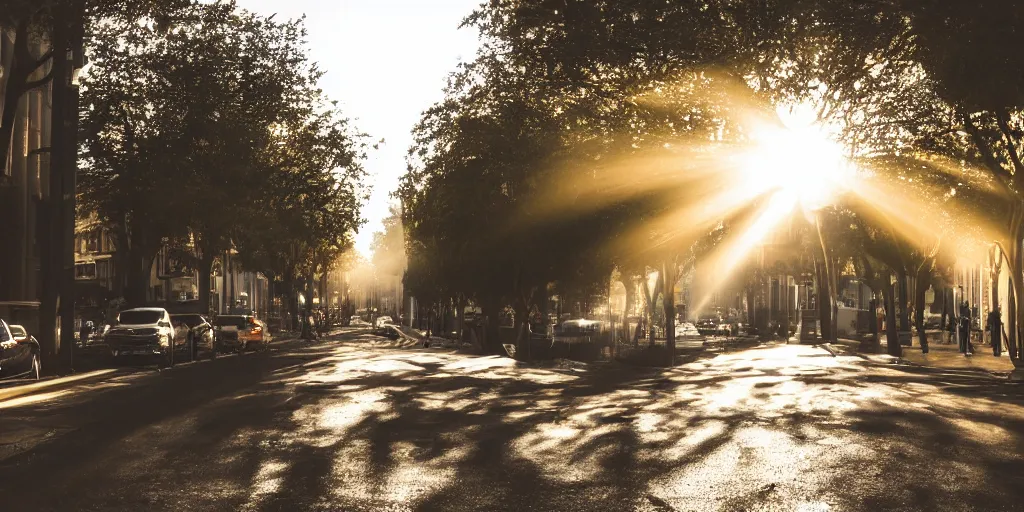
[79, 0, 367, 309]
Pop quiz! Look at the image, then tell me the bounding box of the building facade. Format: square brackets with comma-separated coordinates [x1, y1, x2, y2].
[0, 28, 51, 335]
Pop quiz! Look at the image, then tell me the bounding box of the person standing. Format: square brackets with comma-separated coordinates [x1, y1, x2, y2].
[987, 308, 1003, 357]
[876, 304, 885, 338]
[946, 308, 957, 344]
[958, 301, 972, 355]
[79, 321, 92, 347]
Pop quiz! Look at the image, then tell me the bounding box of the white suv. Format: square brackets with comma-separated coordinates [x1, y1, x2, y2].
[106, 308, 177, 365]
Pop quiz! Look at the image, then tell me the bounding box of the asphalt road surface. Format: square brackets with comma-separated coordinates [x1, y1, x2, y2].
[1, 331, 1023, 511]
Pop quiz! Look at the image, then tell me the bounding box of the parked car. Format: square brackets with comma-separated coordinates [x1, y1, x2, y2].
[0, 320, 42, 380]
[695, 317, 732, 336]
[675, 322, 701, 338]
[381, 324, 402, 340]
[373, 315, 395, 335]
[105, 308, 178, 366]
[170, 314, 215, 356]
[214, 315, 269, 353]
[350, 315, 370, 327]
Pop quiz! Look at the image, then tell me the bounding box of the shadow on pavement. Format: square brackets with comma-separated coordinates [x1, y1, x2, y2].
[1, 341, 1022, 511]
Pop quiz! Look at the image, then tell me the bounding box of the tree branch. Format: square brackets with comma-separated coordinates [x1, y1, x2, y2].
[29, 48, 54, 73]
[961, 109, 1012, 185]
[23, 68, 53, 91]
[996, 109, 1024, 177]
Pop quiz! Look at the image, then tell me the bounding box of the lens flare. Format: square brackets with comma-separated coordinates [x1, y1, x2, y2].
[740, 102, 855, 213]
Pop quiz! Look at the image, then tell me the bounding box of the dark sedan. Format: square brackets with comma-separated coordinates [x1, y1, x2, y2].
[0, 319, 41, 380]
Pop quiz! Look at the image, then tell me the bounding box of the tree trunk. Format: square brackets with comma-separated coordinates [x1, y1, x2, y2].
[515, 288, 536, 359]
[623, 278, 636, 320]
[0, 19, 51, 174]
[220, 253, 228, 315]
[745, 285, 755, 328]
[914, 268, 930, 353]
[991, 252, 1001, 351]
[515, 301, 529, 356]
[1008, 239, 1022, 362]
[883, 276, 902, 357]
[284, 275, 298, 331]
[830, 256, 841, 342]
[869, 296, 880, 349]
[456, 295, 467, 344]
[125, 248, 156, 308]
[816, 260, 832, 341]
[300, 272, 314, 339]
[896, 269, 911, 342]
[642, 270, 661, 349]
[198, 251, 215, 316]
[480, 295, 502, 354]
[940, 287, 948, 336]
[319, 272, 328, 309]
[37, 196, 59, 375]
[662, 270, 676, 365]
[228, 252, 236, 312]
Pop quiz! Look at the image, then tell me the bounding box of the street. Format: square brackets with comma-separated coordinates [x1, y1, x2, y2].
[1, 330, 1023, 512]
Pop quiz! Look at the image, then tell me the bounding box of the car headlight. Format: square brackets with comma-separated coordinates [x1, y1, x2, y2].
[158, 334, 169, 347]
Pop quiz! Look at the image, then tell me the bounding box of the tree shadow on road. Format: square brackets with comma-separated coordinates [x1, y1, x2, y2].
[4, 342, 1024, 512]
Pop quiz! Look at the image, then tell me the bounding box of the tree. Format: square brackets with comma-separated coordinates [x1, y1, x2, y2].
[764, 0, 1024, 363]
[80, 1, 337, 310]
[234, 102, 367, 333]
[2, 0, 189, 171]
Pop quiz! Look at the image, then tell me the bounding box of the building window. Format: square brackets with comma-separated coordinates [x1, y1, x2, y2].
[96, 260, 110, 280]
[75, 263, 97, 279]
[86, 231, 99, 252]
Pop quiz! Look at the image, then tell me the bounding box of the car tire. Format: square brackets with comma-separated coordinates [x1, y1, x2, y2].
[28, 352, 41, 380]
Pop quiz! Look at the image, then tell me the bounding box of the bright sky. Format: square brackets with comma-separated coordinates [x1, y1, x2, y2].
[235, 0, 482, 257]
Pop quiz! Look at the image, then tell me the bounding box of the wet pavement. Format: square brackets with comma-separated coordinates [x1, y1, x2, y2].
[1, 331, 1023, 511]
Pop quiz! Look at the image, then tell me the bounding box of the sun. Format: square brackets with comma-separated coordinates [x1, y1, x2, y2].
[741, 101, 854, 212]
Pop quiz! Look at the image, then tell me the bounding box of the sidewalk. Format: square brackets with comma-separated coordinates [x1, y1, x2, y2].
[0, 368, 124, 403]
[0, 332, 303, 405]
[834, 334, 1017, 377]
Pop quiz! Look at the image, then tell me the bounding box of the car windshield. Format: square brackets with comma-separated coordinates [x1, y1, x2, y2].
[171, 315, 204, 328]
[9, 325, 27, 337]
[118, 311, 163, 325]
[214, 316, 248, 328]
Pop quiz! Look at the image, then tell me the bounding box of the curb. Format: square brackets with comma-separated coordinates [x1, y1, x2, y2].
[0, 335, 305, 405]
[830, 340, 1017, 379]
[0, 368, 122, 403]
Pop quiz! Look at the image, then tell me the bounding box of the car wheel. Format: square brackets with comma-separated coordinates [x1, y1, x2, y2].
[29, 352, 41, 380]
